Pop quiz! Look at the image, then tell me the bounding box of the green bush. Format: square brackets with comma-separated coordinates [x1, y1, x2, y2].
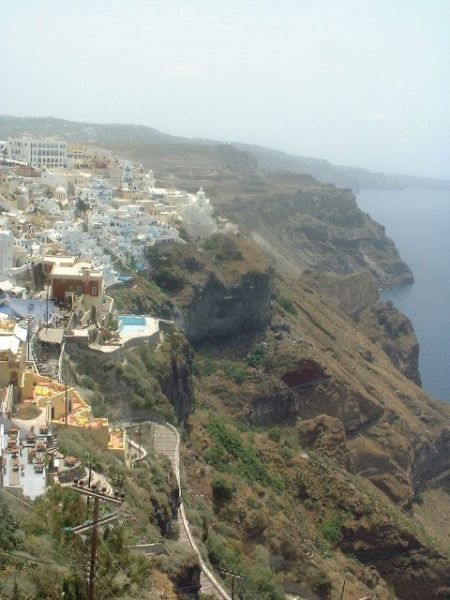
[206, 417, 283, 490]
[203, 237, 219, 251]
[246, 565, 285, 600]
[268, 428, 281, 442]
[247, 345, 267, 368]
[319, 514, 346, 545]
[80, 375, 96, 389]
[312, 575, 332, 597]
[166, 520, 180, 540]
[222, 361, 247, 384]
[194, 359, 218, 377]
[278, 296, 297, 315]
[413, 491, 424, 505]
[212, 476, 235, 503]
[303, 498, 315, 511]
[152, 268, 184, 293]
[206, 533, 240, 571]
[108, 316, 119, 331]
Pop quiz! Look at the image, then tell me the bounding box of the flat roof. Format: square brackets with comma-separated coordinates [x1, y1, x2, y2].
[44, 256, 76, 267]
[0, 336, 20, 354]
[38, 327, 64, 345]
[51, 265, 103, 280]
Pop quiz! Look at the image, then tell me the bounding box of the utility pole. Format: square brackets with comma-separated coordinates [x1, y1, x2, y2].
[88, 495, 100, 600]
[138, 421, 142, 458]
[45, 283, 49, 331]
[217, 569, 243, 600]
[68, 479, 125, 600]
[64, 376, 68, 427]
[339, 576, 347, 600]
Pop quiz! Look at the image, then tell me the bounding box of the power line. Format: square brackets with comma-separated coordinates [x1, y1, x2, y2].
[0, 547, 71, 567]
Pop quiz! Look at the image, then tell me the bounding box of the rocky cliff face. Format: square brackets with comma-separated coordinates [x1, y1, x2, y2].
[217, 178, 413, 287]
[359, 299, 421, 385]
[301, 270, 421, 384]
[157, 333, 195, 422]
[178, 270, 272, 344]
[148, 235, 273, 345]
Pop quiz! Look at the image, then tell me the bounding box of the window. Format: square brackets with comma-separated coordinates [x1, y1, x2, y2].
[91, 286, 98, 296]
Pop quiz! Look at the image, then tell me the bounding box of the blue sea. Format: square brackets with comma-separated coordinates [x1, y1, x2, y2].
[357, 189, 450, 403]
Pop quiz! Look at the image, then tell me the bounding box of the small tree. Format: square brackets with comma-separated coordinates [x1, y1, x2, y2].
[212, 476, 235, 503]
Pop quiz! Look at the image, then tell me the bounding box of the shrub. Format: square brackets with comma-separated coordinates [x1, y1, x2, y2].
[152, 269, 184, 293]
[212, 476, 235, 503]
[247, 345, 267, 368]
[108, 316, 118, 331]
[312, 575, 332, 597]
[246, 565, 285, 600]
[166, 520, 180, 540]
[206, 417, 283, 490]
[413, 491, 424, 505]
[303, 499, 315, 511]
[319, 514, 346, 545]
[268, 428, 281, 443]
[194, 359, 218, 377]
[80, 375, 96, 389]
[222, 361, 247, 384]
[203, 237, 219, 251]
[278, 296, 297, 315]
[206, 533, 240, 571]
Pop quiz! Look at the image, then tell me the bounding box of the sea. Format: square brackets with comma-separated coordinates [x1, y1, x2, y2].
[356, 188, 450, 403]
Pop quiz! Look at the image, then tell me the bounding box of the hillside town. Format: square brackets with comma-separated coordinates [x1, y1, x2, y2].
[0, 135, 227, 500]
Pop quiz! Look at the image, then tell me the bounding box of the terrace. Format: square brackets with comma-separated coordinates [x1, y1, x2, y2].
[16, 371, 129, 464]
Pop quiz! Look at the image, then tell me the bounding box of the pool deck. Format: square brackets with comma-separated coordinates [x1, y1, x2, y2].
[89, 315, 160, 353]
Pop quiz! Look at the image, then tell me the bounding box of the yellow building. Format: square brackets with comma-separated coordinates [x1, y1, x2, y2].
[0, 319, 27, 386]
[19, 371, 130, 465]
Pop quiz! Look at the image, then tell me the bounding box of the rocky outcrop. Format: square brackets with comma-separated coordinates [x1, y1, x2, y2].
[245, 378, 297, 425]
[301, 271, 421, 384]
[340, 518, 450, 600]
[158, 334, 195, 423]
[412, 428, 450, 490]
[359, 300, 421, 385]
[180, 270, 272, 344]
[281, 359, 328, 388]
[220, 182, 414, 287]
[293, 378, 384, 434]
[298, 415, 354, 472]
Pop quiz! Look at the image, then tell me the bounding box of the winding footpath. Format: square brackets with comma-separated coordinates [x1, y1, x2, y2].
[152, 422, 231, 600]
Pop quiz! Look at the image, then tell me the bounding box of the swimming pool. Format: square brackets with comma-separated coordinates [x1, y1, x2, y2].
[119, 315, 146, 327]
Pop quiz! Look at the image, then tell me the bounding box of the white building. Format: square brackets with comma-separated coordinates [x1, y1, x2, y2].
[7, 137, 68, 169]
[77, 179, 113, 209]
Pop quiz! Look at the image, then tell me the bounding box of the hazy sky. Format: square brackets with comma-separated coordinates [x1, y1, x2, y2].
[1, 0, 449, 178]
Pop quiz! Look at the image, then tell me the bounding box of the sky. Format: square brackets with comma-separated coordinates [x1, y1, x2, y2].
[0, 0, 449, 178]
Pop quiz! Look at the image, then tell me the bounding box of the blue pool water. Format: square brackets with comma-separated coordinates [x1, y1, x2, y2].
[119, 315, 146, 327]
[118, 315, 147, 336]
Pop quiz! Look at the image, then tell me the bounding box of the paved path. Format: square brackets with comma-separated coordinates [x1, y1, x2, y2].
[152, 422, 231, 600]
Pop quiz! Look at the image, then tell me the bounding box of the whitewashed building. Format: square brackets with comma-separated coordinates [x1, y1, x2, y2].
[7, 137, 68, 169]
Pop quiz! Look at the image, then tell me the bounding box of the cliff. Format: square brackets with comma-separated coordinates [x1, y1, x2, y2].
[64, 229, 450, 599]
[146, 235, 272, 345]
[187, 265, 450, 598]
[217, 179, 414, 287]
[300, 270, 421, 384]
